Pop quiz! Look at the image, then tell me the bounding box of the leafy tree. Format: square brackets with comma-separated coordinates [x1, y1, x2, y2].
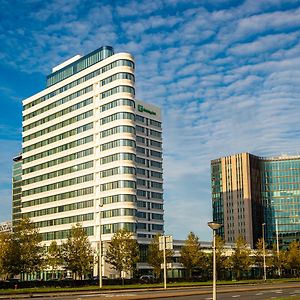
[255, 238, 265, 278]
[105, 229, 140, 278]
[270, 243, 286, 277]
[215, 235, 228, 279]
[229, 236, 252, 280]
[205, 236, 228, 280]
[180, 232, 203, 278]
[46, 241, 62, 279]
[0, 232, 12, 279]
[2, 218, 44, 277]
[61, 223, 94, 279]
[15, 218, 44, 275]
[286, 241, 300, 277]
[148, 234, 174, 278]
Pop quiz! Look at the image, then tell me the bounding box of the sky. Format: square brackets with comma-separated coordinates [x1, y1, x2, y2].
[1, 0, 300, 241]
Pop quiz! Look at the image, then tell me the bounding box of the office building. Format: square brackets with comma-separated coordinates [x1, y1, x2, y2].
[12, 154, 22, 226]
[211, 153, 300, 248]
[21, 46, 164, 263]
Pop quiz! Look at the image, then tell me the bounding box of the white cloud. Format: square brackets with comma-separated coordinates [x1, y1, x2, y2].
[2, 0, 300, 240]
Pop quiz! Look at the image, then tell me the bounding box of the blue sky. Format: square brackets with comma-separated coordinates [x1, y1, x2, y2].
[1, 0, 300, 240]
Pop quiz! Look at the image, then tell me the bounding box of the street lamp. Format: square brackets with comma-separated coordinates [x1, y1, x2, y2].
[208, 221, 222, 300]
[99, 203, 103, 289]
[262, 223, 266, 282]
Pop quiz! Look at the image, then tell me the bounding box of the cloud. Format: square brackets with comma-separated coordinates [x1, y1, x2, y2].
[228, 32, 299, 57]
[1, 0, 300, 240]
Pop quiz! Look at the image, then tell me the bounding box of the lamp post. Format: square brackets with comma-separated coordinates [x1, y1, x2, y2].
[262, 223, 266, 282]
[99, 203, 103, 289]
[208, 221, 222, 300]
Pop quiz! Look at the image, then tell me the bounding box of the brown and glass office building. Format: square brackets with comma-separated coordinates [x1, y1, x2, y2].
[211, 153, 300, 248]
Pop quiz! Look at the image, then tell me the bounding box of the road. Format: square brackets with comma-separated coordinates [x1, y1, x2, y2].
[5, 282, 300, 300]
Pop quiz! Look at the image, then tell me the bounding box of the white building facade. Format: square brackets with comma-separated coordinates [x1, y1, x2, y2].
[21, 47, 164, 267]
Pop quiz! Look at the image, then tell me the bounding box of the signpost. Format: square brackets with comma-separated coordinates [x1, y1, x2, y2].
[159, 235, 173, 290]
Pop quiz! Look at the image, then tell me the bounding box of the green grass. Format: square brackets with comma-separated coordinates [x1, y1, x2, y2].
[1, 278, 300, 295]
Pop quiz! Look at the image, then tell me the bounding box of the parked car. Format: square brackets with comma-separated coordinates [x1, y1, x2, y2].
[139, 275, 155, 284]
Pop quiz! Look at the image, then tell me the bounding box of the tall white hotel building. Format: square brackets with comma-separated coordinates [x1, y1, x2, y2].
[21, 46, 164, 274]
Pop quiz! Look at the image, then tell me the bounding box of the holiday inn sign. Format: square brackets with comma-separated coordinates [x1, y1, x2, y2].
[137, 104, 157, 115]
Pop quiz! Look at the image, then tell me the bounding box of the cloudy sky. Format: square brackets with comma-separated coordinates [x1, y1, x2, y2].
[1, 0, 300, 240]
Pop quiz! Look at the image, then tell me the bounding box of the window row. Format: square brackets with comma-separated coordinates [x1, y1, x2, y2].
[101, 222, 136, 234]
[23, 123, 93, 153]
[149, 129, 162, 138]
[136, 136, 162, 149]
[150, 140, 162, 148]
[24, 135, 93, 163]
[47, 54, 133, 87]
[136, 180, 163, 189]
[22, 187, 94, 208]
[137, 212, 163, 220]
[100, 98, 135, 112]
[137, 168, 146, 175]
[100, 85, 135, 99]
[23, 199, 94, 218]
[151, 171, 163, 178]
[262, 183, 300, 191]
[101, 208, 136, 218]
[23, 148, 93, 174]
[23, 98, 93, 132]
[136, 157, 162, 169]
[135, 115, 162, 128]
[101, 125, 135, 138]
[101, 194, 136, 205]
[137, 190, 163, 199]
[136, 127, 162, 138]
[41, 226, 94, 241]
[136, 147, 162, 158]
[100, 112, 135, 125]
[25, 59, 134, 110]
[35, 213, 94, 229]
[263, 176, 300, 184]
[23, 110, 93, 142]
[152, 202, 163, 210]
[100, 166, 136, 178]
[23, 174, 93, 196]
[24, 86, 93, 121]
[23, 161, 93, 186]
[100, 72, 134, 86]
[47, 47, 115, 86]
[100, 152, 136, 165]
[100, 180, 136, 191]
[100, 139, 135, 151]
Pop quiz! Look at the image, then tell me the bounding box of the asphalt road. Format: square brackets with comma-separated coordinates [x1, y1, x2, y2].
[5, 282, 300, 300]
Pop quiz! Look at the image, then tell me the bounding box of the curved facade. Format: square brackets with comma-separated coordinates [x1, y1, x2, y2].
[21, 47, 164, 255]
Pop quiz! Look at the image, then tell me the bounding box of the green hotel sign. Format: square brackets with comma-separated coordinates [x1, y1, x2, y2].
[137, 104, 156, 115]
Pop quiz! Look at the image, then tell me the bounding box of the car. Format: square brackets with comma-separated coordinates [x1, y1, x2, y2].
[139, 275, 155, 284]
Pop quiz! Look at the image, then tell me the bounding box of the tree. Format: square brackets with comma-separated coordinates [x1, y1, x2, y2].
[0, 232, 12, 279]
[61, 223, 94, 279]
[215, 235, 228, 280]
[180, 232, 203, 278]
[148, 234, 174, 278]
[255, 238, 265, 278]
[105, 229, 140, 278]
[2, 218, 44, 277]
[229, 236, 253, 280]
[286, 241, 300, 277]
[46, 241, 62, 279]
[270, 243, 286, 277]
